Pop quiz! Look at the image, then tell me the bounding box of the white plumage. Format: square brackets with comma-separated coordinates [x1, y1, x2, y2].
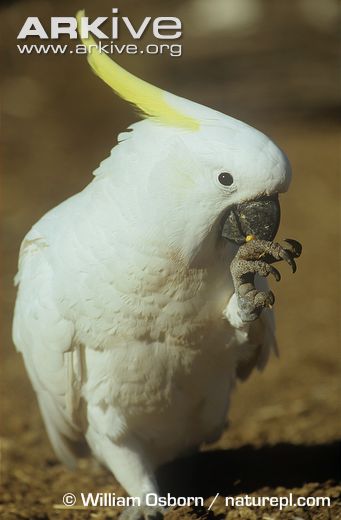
[13, 27, 291, 514]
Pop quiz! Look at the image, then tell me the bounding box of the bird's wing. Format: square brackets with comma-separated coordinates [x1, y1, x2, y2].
[12, 228, 86, 467]
[234, 277, 278, 381]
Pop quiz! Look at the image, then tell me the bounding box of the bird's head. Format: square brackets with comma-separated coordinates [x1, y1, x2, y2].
[77, 11, 291, 261]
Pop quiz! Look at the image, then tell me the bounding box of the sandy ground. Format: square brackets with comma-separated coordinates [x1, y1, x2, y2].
[1, 1, 340, 519]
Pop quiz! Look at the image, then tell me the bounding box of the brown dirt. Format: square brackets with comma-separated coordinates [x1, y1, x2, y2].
[1, 1, 340, 519]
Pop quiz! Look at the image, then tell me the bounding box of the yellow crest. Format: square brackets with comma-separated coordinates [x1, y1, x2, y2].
[76, 10, 199, 131]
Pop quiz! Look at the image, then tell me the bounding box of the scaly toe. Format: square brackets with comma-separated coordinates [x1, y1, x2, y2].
[254, 290, 275, 309]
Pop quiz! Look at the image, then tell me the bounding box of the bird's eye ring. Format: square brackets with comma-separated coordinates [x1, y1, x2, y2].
[218, 172, 234, 186]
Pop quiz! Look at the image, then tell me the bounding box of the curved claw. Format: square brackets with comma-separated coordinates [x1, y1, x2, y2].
[280, 249, 297, 273]
[269, 265, 281, 282]
[284, 238, 302, 258]
[267, 290, 275, 307]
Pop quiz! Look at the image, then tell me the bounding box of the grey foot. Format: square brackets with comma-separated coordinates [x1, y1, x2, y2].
[120, 505, 166, 520]
[230, 238, 302, 322]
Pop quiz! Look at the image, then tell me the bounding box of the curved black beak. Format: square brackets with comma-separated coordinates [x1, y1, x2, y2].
[221, 194, 281, 245]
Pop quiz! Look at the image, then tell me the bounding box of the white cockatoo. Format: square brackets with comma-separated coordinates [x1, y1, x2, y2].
[13, 11, 301, 519]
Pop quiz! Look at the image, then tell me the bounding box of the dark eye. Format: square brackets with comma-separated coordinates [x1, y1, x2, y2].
[218, 172, 234, 186]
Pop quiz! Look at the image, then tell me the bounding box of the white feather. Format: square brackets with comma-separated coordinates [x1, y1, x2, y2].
[13, 106, 288, 497]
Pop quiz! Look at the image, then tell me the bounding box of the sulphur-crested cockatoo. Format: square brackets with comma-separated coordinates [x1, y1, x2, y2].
[13, 10, 301, 519]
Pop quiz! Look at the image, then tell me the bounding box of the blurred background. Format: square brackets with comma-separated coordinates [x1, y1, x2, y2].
[1, 0, 340, 518]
